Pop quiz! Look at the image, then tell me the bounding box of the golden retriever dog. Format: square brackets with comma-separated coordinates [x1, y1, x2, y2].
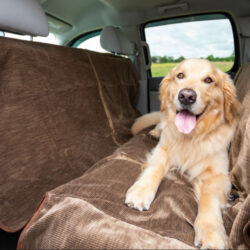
[125, 59, 241, 249]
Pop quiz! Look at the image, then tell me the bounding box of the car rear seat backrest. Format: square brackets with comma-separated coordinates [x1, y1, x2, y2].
[234, 61, 250, 102]
[230, 62, 250, 195]
[100, 26, 149, 115]
[0, 4, 139, 231]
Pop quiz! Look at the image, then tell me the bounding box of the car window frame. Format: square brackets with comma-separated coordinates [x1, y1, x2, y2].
[141, 12, 240, 78]
[69, 29, 101, 48]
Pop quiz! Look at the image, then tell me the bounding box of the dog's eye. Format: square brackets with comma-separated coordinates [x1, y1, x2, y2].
[177, 73, 184, 79]
[204, 77, 213, 84]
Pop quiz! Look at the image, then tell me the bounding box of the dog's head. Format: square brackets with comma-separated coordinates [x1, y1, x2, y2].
[160, 59, 241, 135]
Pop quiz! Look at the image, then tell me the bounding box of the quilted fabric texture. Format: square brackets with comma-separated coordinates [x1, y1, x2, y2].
[230, 62, 250, 195]
[1, 36, 249, 249]
[18, 66, 250, 249]
[0, 37, 139, 231]
[18, 129, 249, 249]
[18, 134, 198, 249]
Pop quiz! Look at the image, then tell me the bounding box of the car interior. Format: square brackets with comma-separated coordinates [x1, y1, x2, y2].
[0, 0, 249, 249]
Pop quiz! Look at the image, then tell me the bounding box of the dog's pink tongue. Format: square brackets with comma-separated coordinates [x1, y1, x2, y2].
[175, 110, 196, 134]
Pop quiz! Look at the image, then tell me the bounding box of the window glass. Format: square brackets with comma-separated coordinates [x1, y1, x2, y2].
[33, 33, 58, 44]
[145, 14, 235, 77]
[72, 31, 107, 53]
[0, 31, 59, 44]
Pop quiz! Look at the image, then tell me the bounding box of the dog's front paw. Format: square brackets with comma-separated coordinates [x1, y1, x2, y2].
[194, 218, 228, 249]
[149, 128, 161, 139]
[125, 182, 156, 211]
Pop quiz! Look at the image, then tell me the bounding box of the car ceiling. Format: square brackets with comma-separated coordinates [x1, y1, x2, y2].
[40, 0, 250, 45]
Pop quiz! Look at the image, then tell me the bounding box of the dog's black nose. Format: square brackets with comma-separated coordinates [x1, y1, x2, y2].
[178, 88, 197, 105]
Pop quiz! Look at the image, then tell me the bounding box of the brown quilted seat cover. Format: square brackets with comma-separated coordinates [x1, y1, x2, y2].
[18, 134, 197, 249]
[18, 63, 250, 249]
[0, 37, 139, 231]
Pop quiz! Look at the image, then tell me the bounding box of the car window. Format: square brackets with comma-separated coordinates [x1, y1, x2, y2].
[144, 14, 235, 77]
[71, 30, 107, 53]
[0, 31, 59, 44]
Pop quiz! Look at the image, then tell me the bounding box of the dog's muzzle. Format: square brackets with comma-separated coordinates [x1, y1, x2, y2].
[178, 88, 197, 106]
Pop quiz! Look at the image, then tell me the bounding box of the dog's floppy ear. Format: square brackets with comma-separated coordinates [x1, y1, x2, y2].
[160, 68, 175, 112]
[222, 73, 241, 125]
[159, 76, 169, 112]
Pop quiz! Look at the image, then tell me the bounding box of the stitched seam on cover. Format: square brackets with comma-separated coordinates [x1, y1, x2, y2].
[17, 193, 50, 250]
[109, 154, 142, 165]
[84, 153, 142, 175]
[85, 51, 120, 146]
[92, 152, 143, 166]
[0, 222, 20, 233]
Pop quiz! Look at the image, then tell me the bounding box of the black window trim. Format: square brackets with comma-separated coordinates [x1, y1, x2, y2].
[68, 29, 102, 48]
[140, 11, 241, 78]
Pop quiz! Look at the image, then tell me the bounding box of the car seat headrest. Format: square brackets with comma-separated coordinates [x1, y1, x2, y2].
[100, 26, 136, 56]
[0, 0, 49, 37]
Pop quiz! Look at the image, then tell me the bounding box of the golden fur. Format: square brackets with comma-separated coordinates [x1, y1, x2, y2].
[125, 59, 241, 249]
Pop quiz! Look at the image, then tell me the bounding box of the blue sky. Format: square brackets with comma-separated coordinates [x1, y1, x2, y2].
[145, 19, 234, 59]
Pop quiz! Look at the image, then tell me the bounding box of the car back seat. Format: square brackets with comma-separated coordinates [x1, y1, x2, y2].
[0, 7, 139, 234]
[17, 62, 250, 249]
[100, 26, 149, 115]
[1, 2, 249, 249]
